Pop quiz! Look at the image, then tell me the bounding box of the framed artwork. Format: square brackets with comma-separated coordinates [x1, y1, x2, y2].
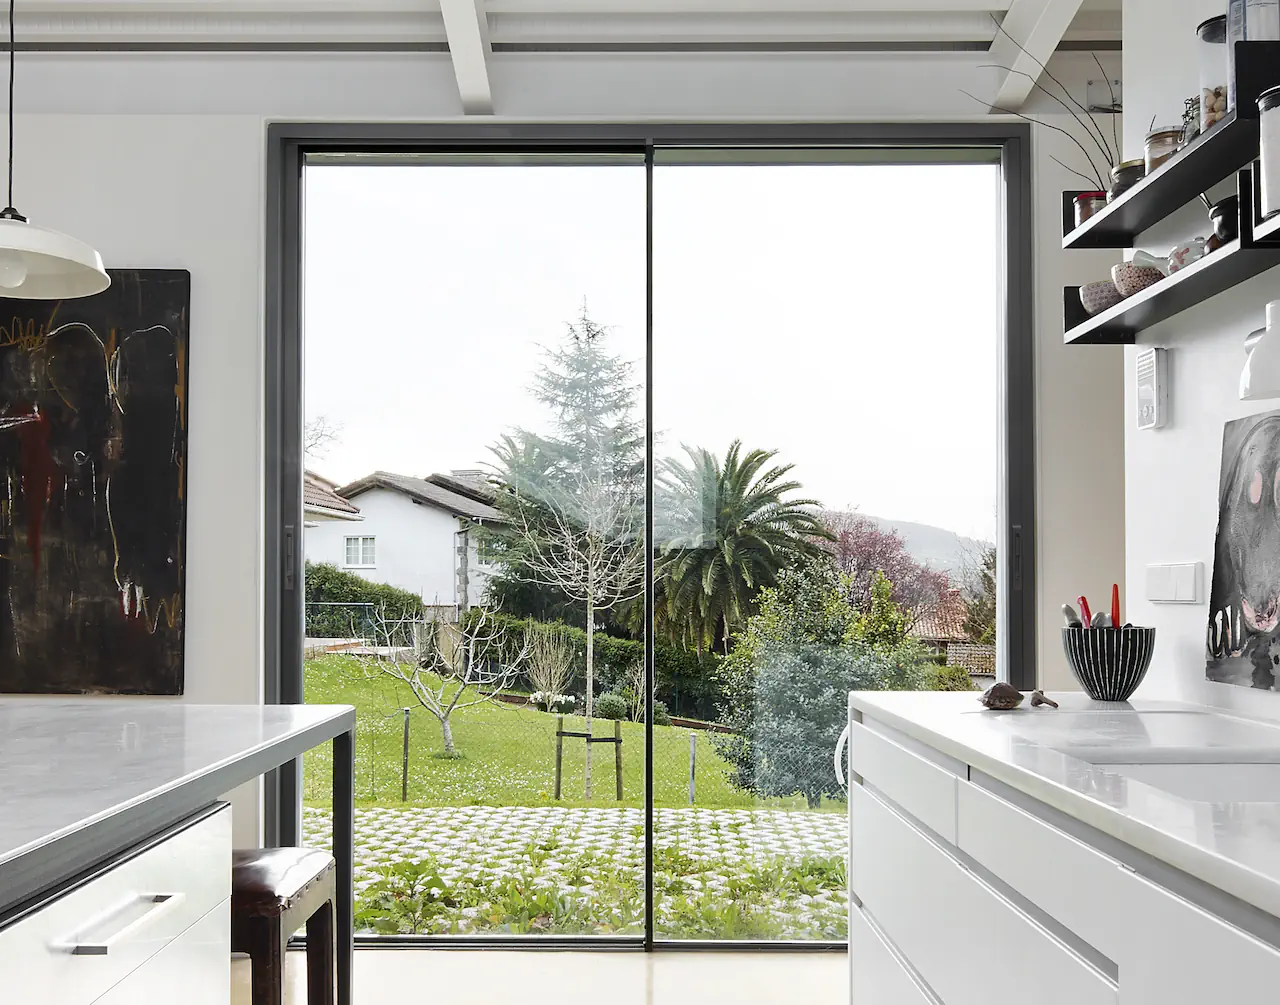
[0, 270, 189, 693]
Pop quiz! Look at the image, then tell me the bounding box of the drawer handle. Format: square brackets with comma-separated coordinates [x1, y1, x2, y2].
[835, 725, 849, 787]
[58, 893, 184, 956]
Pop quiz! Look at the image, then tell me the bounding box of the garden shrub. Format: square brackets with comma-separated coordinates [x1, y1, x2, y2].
[927, 664, 976, 691]
[595, 693, 628, 720]
[653, 701, 672, 726]
[304, 561, 423, 638]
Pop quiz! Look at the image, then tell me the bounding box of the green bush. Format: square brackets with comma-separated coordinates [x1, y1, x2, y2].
[927, 664, 977, 691]
[653, 701, 672, 726]
[304, 562, 423, 638]
[595, 693, 628, 720]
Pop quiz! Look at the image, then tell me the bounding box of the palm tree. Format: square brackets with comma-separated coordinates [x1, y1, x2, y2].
[656, 441, 832, 653]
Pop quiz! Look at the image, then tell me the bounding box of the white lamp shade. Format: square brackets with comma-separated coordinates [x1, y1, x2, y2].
[0, 216, 108, 300]
[1241, 327, 1280, 400]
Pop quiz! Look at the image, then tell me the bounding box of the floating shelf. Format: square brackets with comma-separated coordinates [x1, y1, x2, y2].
[1255, 210, 1280, 245]
[1063, 239, 1280, 345]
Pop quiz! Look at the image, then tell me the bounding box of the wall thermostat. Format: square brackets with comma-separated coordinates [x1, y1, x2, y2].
[1136, 346, 1168, 430]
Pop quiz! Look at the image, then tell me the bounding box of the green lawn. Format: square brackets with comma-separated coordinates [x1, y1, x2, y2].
[302, 654, 839, 812]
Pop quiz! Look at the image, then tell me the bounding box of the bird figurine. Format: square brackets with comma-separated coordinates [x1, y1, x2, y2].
[1031, 690, 1060, 709]
[980, 682, 1025, 710]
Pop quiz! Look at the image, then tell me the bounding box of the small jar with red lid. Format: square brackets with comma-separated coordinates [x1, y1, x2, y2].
[1074, 191, 1108, 229]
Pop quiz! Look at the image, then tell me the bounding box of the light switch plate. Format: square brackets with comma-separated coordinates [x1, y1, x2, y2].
[1147, 562, 1202, 603]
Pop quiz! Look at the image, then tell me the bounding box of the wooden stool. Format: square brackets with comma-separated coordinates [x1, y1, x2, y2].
[232, 847, 337, 1005]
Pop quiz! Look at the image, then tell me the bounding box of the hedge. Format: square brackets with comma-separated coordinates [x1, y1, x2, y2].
[304, 562, 423, 639]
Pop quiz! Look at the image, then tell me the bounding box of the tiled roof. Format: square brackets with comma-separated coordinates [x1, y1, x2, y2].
[947, 643, 997, 677]
[426, 471, 497, 506]
[304, 471, 361, 516]
[911, 590, 971, 643]
[340, 471, 505, 522]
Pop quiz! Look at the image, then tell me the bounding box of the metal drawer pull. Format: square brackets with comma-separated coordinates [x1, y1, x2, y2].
[58, 893, 184, 956]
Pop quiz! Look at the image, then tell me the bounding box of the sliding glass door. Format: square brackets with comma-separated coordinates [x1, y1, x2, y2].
[275, 125, 1031, 947]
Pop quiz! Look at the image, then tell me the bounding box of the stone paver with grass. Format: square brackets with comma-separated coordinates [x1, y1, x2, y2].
[303, 805, 848, 939]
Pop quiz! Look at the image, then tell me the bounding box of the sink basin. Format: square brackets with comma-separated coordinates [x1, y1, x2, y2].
[1100, 762, 1280, 802]
[986, 709, 1280, 763]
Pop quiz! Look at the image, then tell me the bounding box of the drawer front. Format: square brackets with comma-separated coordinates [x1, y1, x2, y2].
[957, 781, 1124, 959]
[0, 804, 230, 1005]
[94, 899, 229, 1005]
[852, 784, 1115, 1005]
[1119, 872, 1280, 1005]
[851, 904, 937, 1005]
[851, 720, 959, 841]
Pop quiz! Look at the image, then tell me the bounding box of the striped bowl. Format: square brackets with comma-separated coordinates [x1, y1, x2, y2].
[1061, 627, 1156, 701]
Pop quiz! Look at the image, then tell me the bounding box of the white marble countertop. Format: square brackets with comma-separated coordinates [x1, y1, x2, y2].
[850, 691, 1280, 919]
[0, 700, 355, 917]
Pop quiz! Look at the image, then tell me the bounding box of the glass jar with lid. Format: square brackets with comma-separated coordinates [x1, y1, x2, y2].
[1145, 127, 1183, 173]
[1198, 15, 1229, 132]
[1261, 85, 1280, 218]
[1108, 160, 1145, 202]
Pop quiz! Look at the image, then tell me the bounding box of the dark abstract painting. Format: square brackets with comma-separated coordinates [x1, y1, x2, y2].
[1208, 409, 1280, 690]
[0, 270, 189, 694]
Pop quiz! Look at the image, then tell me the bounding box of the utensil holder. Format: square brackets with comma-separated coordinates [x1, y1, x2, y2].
[1061, 627, 1156, 701]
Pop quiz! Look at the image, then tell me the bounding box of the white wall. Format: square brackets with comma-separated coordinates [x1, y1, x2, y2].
[304, 487, 493, 607]
[1122, 0, 1280, 716]
[12, 44, 1124, 839]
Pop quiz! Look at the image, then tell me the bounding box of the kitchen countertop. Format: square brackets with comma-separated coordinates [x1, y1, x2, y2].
[850, 690, 1280, 920]
[0, 700, 355, 919]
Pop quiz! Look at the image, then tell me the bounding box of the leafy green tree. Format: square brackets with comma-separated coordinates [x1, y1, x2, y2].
[488, 305, 643, 797]
[655, 441, 833, 654]
[963, 545, 997, 645]
[849, 570, 911, 651]
[714, 561, 930, 807]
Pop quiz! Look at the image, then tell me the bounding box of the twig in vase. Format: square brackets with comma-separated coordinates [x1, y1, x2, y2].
[961, 89, 1107, 189]
[1053, 155, 1107, 192]
[979, 63, 1115, 172]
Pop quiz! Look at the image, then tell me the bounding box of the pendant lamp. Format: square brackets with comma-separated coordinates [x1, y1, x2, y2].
[0, 0, 107, 299]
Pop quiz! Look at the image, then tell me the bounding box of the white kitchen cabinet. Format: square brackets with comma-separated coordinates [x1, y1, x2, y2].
[1119, 871, 1280, 1004]
[92, 900, 229, 1005]
[850, 720, 961, 842]
[0, 805, 230, 1005]
[852, 783, 1116, 1005]
[850, 903, 938, 1005]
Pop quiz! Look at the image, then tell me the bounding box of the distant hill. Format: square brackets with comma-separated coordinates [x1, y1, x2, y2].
[863, 515, 991, 580]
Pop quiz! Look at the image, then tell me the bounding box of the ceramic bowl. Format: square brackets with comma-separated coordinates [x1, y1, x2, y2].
[1061, 627, 1156, 701]
[1112, 262, 1164, 298]
[1080, 280, 1124, 316]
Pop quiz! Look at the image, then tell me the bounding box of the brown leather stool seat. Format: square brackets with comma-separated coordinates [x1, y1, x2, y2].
[232, 848, 337, 1005]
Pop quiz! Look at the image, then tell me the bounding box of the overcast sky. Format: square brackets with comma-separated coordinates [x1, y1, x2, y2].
[304, 161, 999, 542]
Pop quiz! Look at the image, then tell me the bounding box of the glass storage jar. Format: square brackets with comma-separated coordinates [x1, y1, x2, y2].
[1074, 191, 1107, 228]
[1261, 85, 1280, 218]
[1145, 128, 1183, 173]
[1108, 160, 1145, 202]
[1199, 15, 1229, 132]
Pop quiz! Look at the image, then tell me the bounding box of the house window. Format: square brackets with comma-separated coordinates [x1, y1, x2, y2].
[344, 536, 375, 567]
[477, 536, 504, 566]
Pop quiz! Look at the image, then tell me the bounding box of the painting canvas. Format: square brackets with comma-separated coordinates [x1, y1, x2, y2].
[1208, 408, 1280, 689]
[0, 270, 189, 694]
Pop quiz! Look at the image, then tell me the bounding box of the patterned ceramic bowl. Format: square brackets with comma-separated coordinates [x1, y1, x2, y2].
[1112, 262, 1164, 298]
[1061, 627, 1156, 701]
[1080, 280, 1124, 316]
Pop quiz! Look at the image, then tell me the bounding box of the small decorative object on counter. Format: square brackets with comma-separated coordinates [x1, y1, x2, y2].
[1198, 16, 1229, 132]
[1080, 279, 1124, 316]
[1144, 127, 1183, 173]
[1112, 260, 1165, 298]
[1210, 194, 1241, 242]
[1260, 85, 1280, 219]
[1073, 191, 1108, 228]
[1061, 626, 1157, 701]
[1108, 159, 1146, 202]
[1030, 690, 1060, 709]
[979, 682, 1025, 710]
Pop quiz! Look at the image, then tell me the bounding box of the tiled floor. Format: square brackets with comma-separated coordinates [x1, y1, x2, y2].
[232, 949, 848, 1005]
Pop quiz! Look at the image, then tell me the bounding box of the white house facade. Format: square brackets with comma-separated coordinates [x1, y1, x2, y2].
[304, 470, 503, 612]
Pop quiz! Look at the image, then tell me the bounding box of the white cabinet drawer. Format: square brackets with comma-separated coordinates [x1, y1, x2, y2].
[851, 784, 1115, 1005]
[957, 781, 1124, 959]
[1119, 872, 1280, 1005]
[94, 899, 229, 1005]
[850, 904, 937, 1005]
[0, 805, 230, 1005]
[851, 720, 959, 841]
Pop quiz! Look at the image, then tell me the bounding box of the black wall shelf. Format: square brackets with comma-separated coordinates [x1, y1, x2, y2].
[1257, 212, 1280, 244]
[1063, 239, 1280, 344]
[1062, 41, 1280, 250]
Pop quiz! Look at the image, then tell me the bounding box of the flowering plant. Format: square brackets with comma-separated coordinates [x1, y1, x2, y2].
[529, 691, 576, 714]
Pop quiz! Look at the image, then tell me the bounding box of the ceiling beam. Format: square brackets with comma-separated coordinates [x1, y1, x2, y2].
[989, 0, 1087, 110]
[438, 0, 493, 114]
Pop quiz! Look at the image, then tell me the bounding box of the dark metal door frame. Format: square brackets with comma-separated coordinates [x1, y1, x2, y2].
[263, 120, 1036, 949]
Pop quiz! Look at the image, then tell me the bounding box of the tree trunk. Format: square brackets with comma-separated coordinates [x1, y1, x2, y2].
[440, 716, 457, 757]
[584, 593, 594, 798]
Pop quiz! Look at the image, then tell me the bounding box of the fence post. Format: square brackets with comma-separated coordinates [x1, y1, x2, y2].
[614, 720, 623, 801]
[689, 730, 696, 805]
[554, 715, 564, 801]
[401, 708, 410, 802]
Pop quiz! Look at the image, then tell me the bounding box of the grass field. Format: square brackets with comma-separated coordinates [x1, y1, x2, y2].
[302, 654, 840, 812]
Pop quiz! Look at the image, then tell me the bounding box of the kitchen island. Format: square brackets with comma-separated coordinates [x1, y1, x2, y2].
[0, 700, 355, 1004]
[848, 691, 1280, 1005]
